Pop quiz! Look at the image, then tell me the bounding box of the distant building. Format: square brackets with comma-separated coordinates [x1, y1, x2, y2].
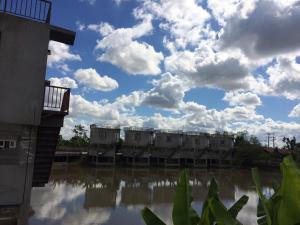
[209, 134, 234, 151]
[182, 132, 209, 150]
[154, 130, 183, 148]
[88, 126, 234, 167]
[90, 124, 120, 146]
[124, 127, 154, 147]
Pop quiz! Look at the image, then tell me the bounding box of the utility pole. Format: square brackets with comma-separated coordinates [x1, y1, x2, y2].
[267, 133, 271, 148]
[272, 134, 276, 148]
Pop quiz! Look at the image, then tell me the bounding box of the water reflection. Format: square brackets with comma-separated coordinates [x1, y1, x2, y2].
[29, 165, 280, 225]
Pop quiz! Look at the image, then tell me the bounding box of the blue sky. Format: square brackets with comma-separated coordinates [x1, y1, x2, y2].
[46, 0, 300, 145]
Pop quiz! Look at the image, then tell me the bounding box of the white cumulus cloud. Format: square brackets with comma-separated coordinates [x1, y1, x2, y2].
[142, 73, 189, 109]
[74, 68, 118, 91]
[47, 41, 81, 70]
[49, 77, 78, 89]
[135, 0, 211, 48]
[289, 104, 300, 118]
[220, 0, 300, 58]
[223, 92, 262, 107]
[89, 18, 164, 75]
[266, 56, 300, 100]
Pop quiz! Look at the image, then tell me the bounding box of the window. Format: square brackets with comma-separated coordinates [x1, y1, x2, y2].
[99, 132, 107, 139]
[195, 138, 200, 145]
[134, 133, 141, 141]
[220, 140, 225, 145]
[9, 141, 16, 149]
[0, 140, 4, 149]
[0, 140, 16, 149]
[166, 136, 172, 143]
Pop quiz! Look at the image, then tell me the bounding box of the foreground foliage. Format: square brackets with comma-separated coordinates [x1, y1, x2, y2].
[141, 170, 248, 225]
[252, 155, 300, 225]
[142, 156, 300, 225]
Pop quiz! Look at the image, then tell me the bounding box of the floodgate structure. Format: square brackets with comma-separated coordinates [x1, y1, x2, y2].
[0, 0, 75, 223]
[89, 125, 234, 168]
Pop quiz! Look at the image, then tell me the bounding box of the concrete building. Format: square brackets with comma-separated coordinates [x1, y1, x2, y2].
[88, 126, 235, 168]
[90, 124, 121, 146]
[124, 127, 154, 147]
[89, 125, 121, 166]
[0, 1, 75, 223]
[209, 134, 234, 167]
[154, 130, 183, 149]
[209, 134, 234, 151]
[182, 132, 209, 150]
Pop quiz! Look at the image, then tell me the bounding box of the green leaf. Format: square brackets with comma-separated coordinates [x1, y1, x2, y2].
[199, 178, 220, 225]
[257, 199, 268, 225]
[199, 202, 214, 225]
[276, 156, 300, 225]
[208, 198, 242, 225]
[228, 195, 249, 218]
[272, 181, 280, 193]
[207, 178, 219, 198]
[141, 207, 166, 225]
[172, 169, 200, 225]
[252, 167, 272, 225]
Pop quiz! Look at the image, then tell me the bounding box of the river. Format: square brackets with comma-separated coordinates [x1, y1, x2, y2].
[29, 164, 280, 225]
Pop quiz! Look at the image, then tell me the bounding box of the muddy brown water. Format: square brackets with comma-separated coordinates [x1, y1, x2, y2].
[29, 164, 280, 225]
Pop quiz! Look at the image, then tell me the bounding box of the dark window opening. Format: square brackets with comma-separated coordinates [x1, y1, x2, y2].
[166, 136, 172, 143]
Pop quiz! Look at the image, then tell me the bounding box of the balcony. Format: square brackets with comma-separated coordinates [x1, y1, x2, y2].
[0, 0, 51, 23]
[43, 83, 70, 115]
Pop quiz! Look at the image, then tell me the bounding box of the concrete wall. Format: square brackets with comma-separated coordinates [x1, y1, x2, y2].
[0, 123, 37, 205]
[124, 130, 153, 147]
[182, 134, 209, 149]
[209, 135, 234, 151]
[0, 13, 50, 126]
[154, 132, 182, 148]
[90, 127, 120, 145]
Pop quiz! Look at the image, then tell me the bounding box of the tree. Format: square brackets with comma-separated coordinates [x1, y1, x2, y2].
[69, 125, 89, 147]
[58, 134, 70, 146]
[234, 131, 248, 145]
[282, 136, 296, 150]
[249, 135, 261, 146]
[234, 132, 268, 167]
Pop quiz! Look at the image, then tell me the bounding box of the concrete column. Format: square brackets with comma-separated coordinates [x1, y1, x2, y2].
[19, 126, 37, 225]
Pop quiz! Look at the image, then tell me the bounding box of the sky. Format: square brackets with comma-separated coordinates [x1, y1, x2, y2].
[46, 0, 300, 146]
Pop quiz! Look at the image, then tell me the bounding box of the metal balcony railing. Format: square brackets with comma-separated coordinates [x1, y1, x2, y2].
[43, 85, 70, 114]
[0, 0, 51, 23]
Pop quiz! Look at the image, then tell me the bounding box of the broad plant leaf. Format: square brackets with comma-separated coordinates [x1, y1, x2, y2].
[252, 167, 272, 225]
[252, 156, 300, 225]
[141, 207, 166, 225]
[172, 169, 200, 225]
[208, 198, 243, 225]
[257, 199, 268, 225]
[199, 205, 214, 225]
[276, 156, 300, 225]
[207, 178, 219, 198]
[199, 178, 219, 225]
[228, 195, 249, 218]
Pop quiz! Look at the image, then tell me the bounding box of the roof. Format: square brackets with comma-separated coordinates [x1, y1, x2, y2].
[124, 127, 154, 132]
[90, 124, 120, 130]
